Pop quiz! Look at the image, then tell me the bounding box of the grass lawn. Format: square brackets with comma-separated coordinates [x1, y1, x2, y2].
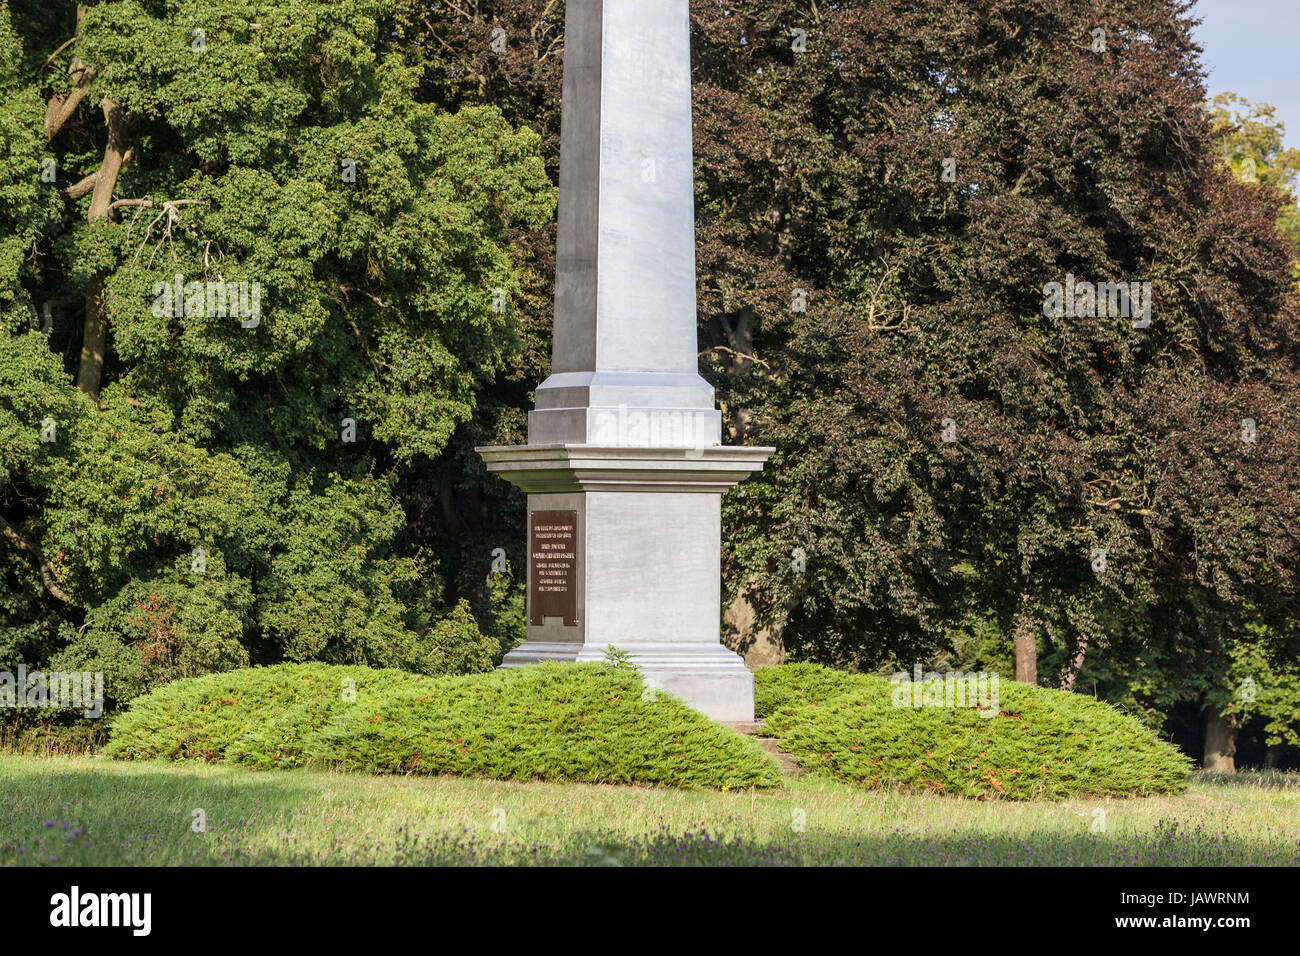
[1, 755, 1298, 865]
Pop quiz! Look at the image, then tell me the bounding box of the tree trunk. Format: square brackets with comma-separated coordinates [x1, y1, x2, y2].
[42, 9, 122, 400]
[1264, 744, 1282, 770]
[1203, 708, 1237, 773]
[1013, 593, 1037, 684]
[723, 585, 785, 668]
[77, 277, 109, 397]
[75, 98, 127, 399]
[1058, 628, 1091, 692]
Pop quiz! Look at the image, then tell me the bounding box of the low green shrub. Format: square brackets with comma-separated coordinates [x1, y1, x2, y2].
[105, 662, 781, 789]
[101, 663, 428, 768]
[308, 663, 779, 788]
[757, 664, 1192, 800]
[754, 662, 858, 719]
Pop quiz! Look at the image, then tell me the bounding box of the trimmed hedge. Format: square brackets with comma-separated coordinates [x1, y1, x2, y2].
[101, 663, 427, 768]
[757, 664, 1192, 800]
[104, 662, 781, 789]
[755, 662, 858, 719]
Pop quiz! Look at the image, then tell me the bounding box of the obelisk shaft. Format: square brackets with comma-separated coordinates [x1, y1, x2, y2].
[532, 0, 720, 448]
[553, 0, 698, 375]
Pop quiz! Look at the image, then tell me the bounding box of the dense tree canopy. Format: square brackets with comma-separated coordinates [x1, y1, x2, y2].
[685, 0, 1300, 769]
[1, 0, 552, 707]
[3, 0, 1297, 766]
[397, 0, 1300, 765]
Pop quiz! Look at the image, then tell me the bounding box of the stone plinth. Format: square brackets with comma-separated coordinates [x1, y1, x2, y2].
[478, 445, 771, 722]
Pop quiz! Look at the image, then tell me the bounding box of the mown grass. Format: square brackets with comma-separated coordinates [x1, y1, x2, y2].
[2, 756, 1297, 866]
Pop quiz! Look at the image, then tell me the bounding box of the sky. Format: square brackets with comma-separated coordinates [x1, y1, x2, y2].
[1190, 0, 1299, 150]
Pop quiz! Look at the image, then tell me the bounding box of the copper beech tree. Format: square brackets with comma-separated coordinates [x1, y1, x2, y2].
[413, 0, 1300, 767]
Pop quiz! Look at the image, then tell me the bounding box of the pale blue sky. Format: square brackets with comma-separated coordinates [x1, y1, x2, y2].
[1191, 0, 1298, 149]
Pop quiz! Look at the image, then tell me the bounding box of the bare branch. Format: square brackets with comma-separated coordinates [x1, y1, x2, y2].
[0, 513, 78, 606]
[699, 345, 770, 370]
[123, 199, 207, 267]
[338, 283, 394, 310]
[60, 170, 99, 201]
[40, 36, 78, 71]
[43, 64, 96, 139]
[44, 9, 95, 140]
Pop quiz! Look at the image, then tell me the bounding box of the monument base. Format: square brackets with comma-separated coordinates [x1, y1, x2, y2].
[501, 641, 755, 723]
[476, 444, 774, 723]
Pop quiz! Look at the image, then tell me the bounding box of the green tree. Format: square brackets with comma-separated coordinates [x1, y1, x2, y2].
[1209, 92, 1300, 281]
[1, 0, 554, 710]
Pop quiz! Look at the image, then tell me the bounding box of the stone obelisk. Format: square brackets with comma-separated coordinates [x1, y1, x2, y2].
[476, 0, 772, 722]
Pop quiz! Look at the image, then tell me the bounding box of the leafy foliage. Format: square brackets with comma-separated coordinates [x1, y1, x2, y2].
[754, 661, 857, 719]
[102, 661, 427, 767]
[1209, 92, 1300, 282]
[104, 662, 783, 789]
[758, 664, 1192, 799]
[2, 0, 554, 706]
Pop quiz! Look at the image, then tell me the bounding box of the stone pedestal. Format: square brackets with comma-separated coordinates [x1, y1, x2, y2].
[477, 446, 770, 721]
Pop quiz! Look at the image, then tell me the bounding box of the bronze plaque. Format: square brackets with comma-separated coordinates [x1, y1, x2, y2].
[529, 510, 579, 626]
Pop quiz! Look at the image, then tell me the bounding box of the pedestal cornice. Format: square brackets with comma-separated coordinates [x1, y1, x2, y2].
[475, 444, 774, 494]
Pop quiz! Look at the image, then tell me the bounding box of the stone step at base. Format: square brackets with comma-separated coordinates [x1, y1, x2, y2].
[755, 737, 806, 777]
[723, 719, 805, 776]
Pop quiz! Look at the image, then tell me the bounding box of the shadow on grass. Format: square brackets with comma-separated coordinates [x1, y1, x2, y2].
[1, 763, 1296, 866]
[0, 761, 326, 866]
[1190, 769, 1300, 791]
[554, 822, 1300, 866]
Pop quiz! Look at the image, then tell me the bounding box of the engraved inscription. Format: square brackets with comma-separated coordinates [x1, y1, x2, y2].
[529, 510, 578, 626]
